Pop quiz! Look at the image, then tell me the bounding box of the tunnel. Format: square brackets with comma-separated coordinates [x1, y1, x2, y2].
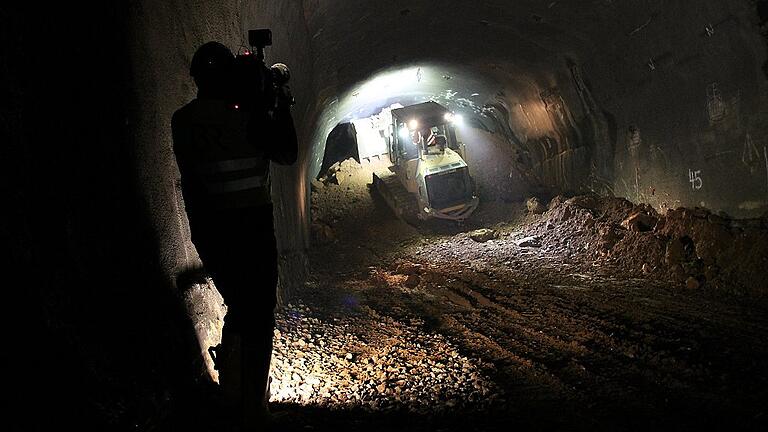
[4, 1, 768, 431]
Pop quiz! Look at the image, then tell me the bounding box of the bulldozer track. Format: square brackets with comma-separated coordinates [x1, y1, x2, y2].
[372, 172, 421, 226]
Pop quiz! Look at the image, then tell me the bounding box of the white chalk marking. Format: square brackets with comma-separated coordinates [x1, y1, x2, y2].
[689, 169, 703, 190]
[764, 146, 768, 193]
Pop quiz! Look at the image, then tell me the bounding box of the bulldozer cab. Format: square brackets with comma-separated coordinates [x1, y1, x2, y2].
[376, 101, 478, 222]
[389, 101, 462, 165]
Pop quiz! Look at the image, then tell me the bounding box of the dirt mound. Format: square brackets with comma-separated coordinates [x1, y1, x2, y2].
[310, 158, 369, 245]
[524, 194, 768, 296]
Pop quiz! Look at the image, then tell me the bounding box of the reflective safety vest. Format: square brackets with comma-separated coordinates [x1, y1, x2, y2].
[200, 157, 265, 194]
[192, 155, 271, 208]
[172, 98, 272, 212]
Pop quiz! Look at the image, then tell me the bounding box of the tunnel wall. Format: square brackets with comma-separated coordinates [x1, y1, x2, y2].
[486, 1, 768, 217]
[4, 2, 209, 428]
[567, 0, 768, 217]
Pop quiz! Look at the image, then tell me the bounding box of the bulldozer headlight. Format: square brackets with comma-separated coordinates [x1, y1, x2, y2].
[408, 119, 419, 130]
[399, 126, 411, 141]
[444, 113, 454, 122]
[454, 114, 464, 125]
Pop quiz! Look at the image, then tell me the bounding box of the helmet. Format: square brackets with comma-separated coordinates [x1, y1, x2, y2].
[270, 63, 291, 86]
[190, 41, 234, 78]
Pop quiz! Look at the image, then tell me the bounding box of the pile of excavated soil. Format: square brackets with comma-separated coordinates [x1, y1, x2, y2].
[522, 194, 768, 297]
[309, 157, 404, 247]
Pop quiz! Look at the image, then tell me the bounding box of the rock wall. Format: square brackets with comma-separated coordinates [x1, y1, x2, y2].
[579, 0, 768, 218]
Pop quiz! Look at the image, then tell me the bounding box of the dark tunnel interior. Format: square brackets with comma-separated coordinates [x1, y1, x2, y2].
[4, 1, 768, 431]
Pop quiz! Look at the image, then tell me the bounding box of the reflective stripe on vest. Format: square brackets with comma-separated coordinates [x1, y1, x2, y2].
[207, 157, 261, 174]
[196, 157, 269, 195]
[206, 174, 266, 194]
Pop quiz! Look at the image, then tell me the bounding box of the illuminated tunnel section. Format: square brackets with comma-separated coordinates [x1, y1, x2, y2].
[308, 61, 599, 206]
[308, 64, 529, 199]
[307, 64, 496, 174]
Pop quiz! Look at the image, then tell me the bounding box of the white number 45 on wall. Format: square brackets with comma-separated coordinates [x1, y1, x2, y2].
[688, 169, 703, 190]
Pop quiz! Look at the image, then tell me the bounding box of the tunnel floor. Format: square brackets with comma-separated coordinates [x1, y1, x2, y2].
[265, 159, 768, 431]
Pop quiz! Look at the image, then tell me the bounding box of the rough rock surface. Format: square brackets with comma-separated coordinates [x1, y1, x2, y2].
[525, 197, 547, 214]
[469, 228, 498, 243]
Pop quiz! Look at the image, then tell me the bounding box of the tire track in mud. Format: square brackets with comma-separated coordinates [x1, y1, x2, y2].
[423, 268, 654, 408]
[392, 255, 768, 424]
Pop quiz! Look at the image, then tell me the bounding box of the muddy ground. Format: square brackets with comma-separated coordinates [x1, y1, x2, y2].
[264, 159, 768, 431]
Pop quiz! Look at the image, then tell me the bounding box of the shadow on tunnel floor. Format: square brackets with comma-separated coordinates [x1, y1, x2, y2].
[262, 400, 767, 432]
[267, 402, 575, 432]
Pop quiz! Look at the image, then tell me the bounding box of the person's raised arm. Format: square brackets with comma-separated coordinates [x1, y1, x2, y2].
[264, 106, 298, 166]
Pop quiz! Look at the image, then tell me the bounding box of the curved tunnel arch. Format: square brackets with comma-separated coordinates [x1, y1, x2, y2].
[309, 63, 506, 178]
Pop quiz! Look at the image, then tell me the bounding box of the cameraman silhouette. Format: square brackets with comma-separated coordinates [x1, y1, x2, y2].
[171, 36, 297, 429]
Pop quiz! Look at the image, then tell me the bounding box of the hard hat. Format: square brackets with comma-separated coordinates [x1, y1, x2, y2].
[271, 63, 291, 86]
[190, 41, 234, 78]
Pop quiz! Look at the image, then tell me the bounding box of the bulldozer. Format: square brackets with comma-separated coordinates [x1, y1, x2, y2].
[370, 101, 479, 224]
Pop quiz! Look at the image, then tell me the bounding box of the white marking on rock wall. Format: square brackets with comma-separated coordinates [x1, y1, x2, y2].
[764, 146, 768, 193]
[689, 169, 703, 190]
[628, 126, 641, 149]
[629, 16, 653, 36]
[738, 200, 768, 210]
[742, 132, 759, 169]
[707, 83, 726, 124]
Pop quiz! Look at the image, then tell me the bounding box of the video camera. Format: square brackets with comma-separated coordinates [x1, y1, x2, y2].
[231, 29, 294, 113]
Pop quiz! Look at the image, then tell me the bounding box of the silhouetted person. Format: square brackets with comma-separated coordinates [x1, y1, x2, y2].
[171, 41, 297, 429]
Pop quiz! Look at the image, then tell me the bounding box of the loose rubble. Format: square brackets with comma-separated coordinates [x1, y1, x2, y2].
[469, 228, 497, 243]
[525, 197, 547, 214]
[514, 236, 541, 248]
[270, 302, 501, 414]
